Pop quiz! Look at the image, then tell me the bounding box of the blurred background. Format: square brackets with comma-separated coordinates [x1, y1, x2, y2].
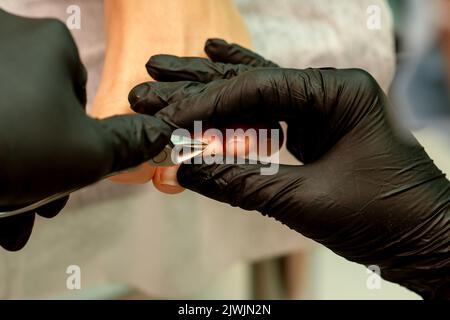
[0, 0, 448, 300]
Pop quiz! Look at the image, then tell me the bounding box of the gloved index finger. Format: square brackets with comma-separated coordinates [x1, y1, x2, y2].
[146, 54, 252, 83]
[204, 38, 278, 68]
[129, 80, 209, 115]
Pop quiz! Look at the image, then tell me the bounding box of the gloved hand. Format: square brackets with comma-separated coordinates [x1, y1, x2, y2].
[0, 10, 171, 251]
[129, 39, 450, 299]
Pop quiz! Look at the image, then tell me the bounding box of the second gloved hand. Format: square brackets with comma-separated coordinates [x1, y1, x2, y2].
[129, 39, 450, 299]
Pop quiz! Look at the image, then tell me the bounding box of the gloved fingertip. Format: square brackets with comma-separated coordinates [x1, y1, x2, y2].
[129, 83, 167, 115]
[146, 54, 178, 79]
[205, 38, 229, 58]
[128, 83, 150, 107]
[0, 213, 35, 251]
[0, 240, 27, 252]
[147, 54, 177, 65]
[36, 196, 69, 219]
[205, 38, 228, 48]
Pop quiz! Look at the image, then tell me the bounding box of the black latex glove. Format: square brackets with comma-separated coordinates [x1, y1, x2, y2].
[0, 10, 171, 251]
[129, 39, 450, 299]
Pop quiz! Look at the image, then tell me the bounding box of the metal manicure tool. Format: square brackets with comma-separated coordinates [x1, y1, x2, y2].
[0, 134, 208, 219]
[148, 134, 208, 166]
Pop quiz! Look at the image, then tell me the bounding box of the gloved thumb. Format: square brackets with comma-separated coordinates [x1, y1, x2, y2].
[98, 114, 172, 174]
[177, 161, 315, 223]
